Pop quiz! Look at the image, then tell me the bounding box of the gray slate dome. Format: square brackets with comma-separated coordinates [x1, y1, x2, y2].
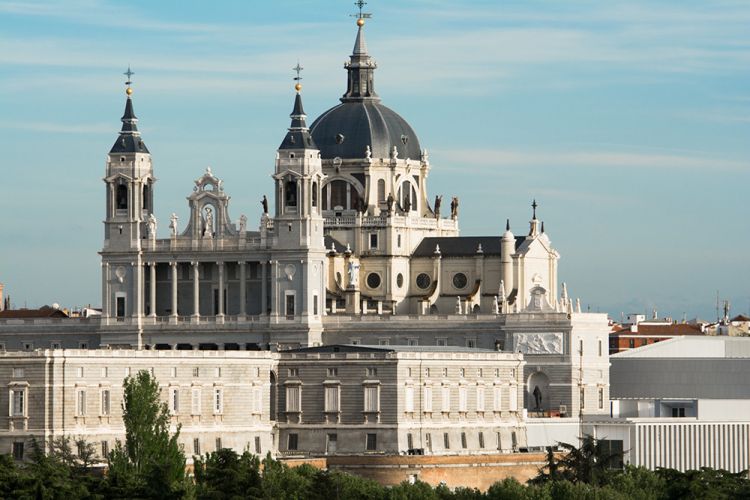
[310, 101, 421, 160]
[309, 21, 421, 160]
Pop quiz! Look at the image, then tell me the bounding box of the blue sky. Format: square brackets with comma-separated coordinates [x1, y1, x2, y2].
[0, 0, 748, 320]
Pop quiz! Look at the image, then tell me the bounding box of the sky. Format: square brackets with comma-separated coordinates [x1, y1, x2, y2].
[0, 0, 748, 321]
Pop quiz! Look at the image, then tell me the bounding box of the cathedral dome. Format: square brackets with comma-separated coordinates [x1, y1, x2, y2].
[309, 20, 421, 160]
[310, 101, 421, 160]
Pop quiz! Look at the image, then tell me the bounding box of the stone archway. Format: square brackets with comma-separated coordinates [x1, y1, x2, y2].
[527, 371, 551, 412]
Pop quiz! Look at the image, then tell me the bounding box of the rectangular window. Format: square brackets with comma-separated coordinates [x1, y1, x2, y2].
[288, 368, 299, 377]
[324, 386, 340, 412]
[407, 338, 418, 346]
[466, 339, 476, 348]
[12, 442, 24, 461]
[424, 367, 430, 377]
[253, 387, 263, 414]
[77, 390, 86, 416]
[101, 441, 109, 458]
[366, 367, 378, 377]
[493, 385, 502, 411]
[580, 387, 586, 410]
[170, 388, 179, 414]
[286, 385, 301, 412]
[192, 388, 201, 415]
[51, 342, 61, 349]
[369, 233, 378, 249]
[327, 433, 337, 454]
[11, 368, 24, 378]
[598, 388, 604, 410]
[213, 388, 223, 414]
[378, 338, 390, 346]
[254, 436, 262, 454]
[215, 367, 222, 378]
[423, 386, 433, 412]
[313, 294, 319, 316]
[476, 386, 485, 412]
[101, 367, 107, 378]
[101, 390, 111, 416]
[459, 368, 465, 377]
[215, 437, 222, 451]
[443, 433, 450, 449]
[477, 368, 483, 378]
[461, 432, 467, 449]
[458, 386, 468, 412]
[407, 433, 414, 450]
[672, 407, 686, 417]
[287, 433, 298, 451]
[171, 367, 177, 378]
[436, 338, 447, 346]
[366, 433, 377, 451]
[11, 390, 25, 416]
[598, 339, 603, 357]
[285, 294, 295, 317]
[441, 386, 451, 412]
[77, 367, 84, 378]
[125, 367, 131, 377]
[509, 386, 518, 412]
[478, 432, 485, 448]
[579, 339, 584, 355]
[193, 367, 199, 377]
[364, 386, 379, 412]
[405, 386, 415, 412]
[494, 368, 500, 378]
[116, 296, 125, 318]
[327, 367, 338, 377]
[193, 438, 201, 455]
[442, 368, 448, 377]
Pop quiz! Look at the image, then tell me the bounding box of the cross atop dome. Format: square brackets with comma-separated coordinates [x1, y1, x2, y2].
[124, 65, 134, 96]
[350, 0, 372, 25]
[293, 61, 303, 92]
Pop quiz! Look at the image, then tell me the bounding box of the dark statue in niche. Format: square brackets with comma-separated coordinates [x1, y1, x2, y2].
[533, 385, 543, 411]
[403, 194, 411, 213]
[434, 195, 442, 219]
[386, 193, 394, 213]
[261, 195, 269, 214]
[450, 196, 459, 219]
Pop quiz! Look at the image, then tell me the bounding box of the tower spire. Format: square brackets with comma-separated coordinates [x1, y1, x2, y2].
[110, 66, 149, 154]
[279, 62, 317, 150]
[342, 2, 378, 102]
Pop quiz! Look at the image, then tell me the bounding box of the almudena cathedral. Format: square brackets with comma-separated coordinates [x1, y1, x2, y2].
[4, 12, 709, 487]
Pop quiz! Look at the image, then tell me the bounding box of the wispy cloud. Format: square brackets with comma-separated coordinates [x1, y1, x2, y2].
[434, 148, 749, 172]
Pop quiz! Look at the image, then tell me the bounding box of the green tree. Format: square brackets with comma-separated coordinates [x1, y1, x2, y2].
[105, 370, 187, 499]
[193, 448, 263, 499]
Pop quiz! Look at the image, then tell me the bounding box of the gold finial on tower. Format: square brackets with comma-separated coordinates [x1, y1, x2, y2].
[124, 65, 135, 95]
[351, 0, 371, 26]
[293, 61, 303, 92]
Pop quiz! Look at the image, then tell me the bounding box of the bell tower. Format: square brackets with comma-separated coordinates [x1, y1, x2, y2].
[100, 68, 154, 334]
[269, 67, 327, 346]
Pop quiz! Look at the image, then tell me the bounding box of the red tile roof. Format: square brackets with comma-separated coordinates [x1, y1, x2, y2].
[0, 307, 69, 319]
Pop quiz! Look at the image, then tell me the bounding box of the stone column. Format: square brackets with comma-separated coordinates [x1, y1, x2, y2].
[239, 261, 247, 317]
[261, 261, 268, 315]
[217, 261, 225, 317]
[170, 262, 178, 317]
[192, 261, 200, 318]
[149, 262, 157, 317]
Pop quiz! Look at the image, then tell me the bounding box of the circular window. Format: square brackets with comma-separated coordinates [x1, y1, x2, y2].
[416, 273, 432, 290]
[367, 273, 381, 289]
[453, 272, 468, 289]
[396, 273, 404, 288]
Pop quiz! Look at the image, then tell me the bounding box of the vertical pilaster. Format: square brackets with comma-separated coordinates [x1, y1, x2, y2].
[192, 261, 200, 318]
[217, 261, 225, 317]
[170, 262, 178, 317]
[239, 261, 247, 317]
[270, 260, 278, 318]
[148, 262, 157, 317]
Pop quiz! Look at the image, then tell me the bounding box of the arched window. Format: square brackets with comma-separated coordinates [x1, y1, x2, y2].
[142, 183, 151, 212]
[312, 182, 318, 208]
[285, 180, 297, 207]
[398, 181, 417, 212]
[377, 179, 385, 203]
[116, 183, 128, 210]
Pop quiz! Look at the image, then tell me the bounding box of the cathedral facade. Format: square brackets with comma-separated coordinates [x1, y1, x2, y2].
[1, 16, 610, 452]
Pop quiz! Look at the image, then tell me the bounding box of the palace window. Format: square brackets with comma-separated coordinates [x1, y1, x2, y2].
[443, 433, 450, 449]
[509, 386, 518, 411]
[423, 386, 433, 412]
[213, 388, 223, 414]
[170, 388, 179, 414]
[478, 432, 485, 448]
[191, 388, 202, 415]
[76, 389, 86, 416]
[461, 432, 468, 449]
[101, 390, 111, 416]
[12, 442, 24, 461]
[493, 385, 502, 411]
[476, 385, 486, 412]
[324, 386, 340, 413]
[286, 385, 301, 412]
[441, 386, 451, 413]
[10, 389, 25, 417]
[252, 386, 263, 414]
[215, 438, 222, 451]
[364, 385, 379, 412]
[287, 434, 298, 451]
[458, 386, 468, 412]
[404, 385, 415, 413]
[366, 433, 377, 451]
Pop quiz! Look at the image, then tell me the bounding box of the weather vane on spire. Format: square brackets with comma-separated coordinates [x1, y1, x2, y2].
[293, 61, 303, 92]
[350, 0, 372, 25]
[124, 65, 135, 95]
